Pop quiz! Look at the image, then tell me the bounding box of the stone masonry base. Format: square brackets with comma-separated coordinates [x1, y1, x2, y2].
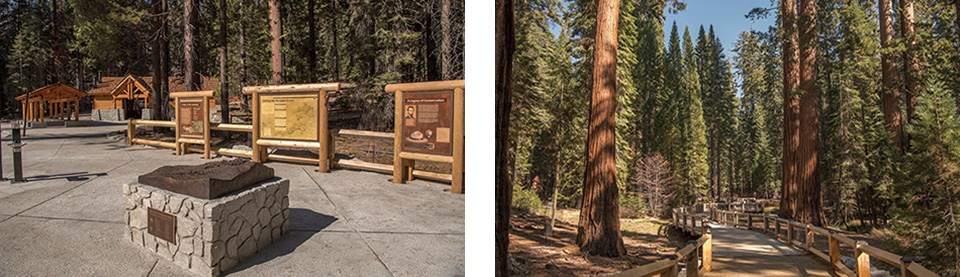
[123, 178, 290, 276]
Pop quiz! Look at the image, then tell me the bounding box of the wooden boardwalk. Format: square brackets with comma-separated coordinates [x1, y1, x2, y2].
[703, 222, 837, 276]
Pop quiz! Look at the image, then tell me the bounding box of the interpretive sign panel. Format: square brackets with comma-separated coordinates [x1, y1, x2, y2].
[178, 98, 204, 139]
[259, 93, 319, 141]
[401, 90, 454, 156]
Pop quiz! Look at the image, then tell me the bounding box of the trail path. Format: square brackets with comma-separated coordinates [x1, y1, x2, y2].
[704, 222, 837, 276]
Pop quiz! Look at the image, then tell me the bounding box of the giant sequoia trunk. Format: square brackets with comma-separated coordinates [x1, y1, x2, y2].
[901, 0, 920, 125]
[780, 0, 800, 220]
[219, 0, 229, 123]
[577, 0, 626, 257]
[183, 0, 200, 91]
[494, 0, 514, 275]
[797, 0, 823, 226]
[269, 0, 283, 85]
[879, 0, 903, 151]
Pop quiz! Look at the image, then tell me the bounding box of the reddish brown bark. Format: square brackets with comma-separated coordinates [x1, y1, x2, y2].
[269, 0, 283, 85]
[577, 0, 626, 257]
[797, 0, 823, 226]
[901, 0, 920, 125]
[879, 0, 903, 151]
[151, 0, 170, 120]
[495, 0, 515, 275]
[183, 0, 200, 91]
[779, 0, 800, 220]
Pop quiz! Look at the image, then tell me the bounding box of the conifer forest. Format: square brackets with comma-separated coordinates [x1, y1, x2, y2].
[0, 0, 464, 130]
[496, 0, 960, 275]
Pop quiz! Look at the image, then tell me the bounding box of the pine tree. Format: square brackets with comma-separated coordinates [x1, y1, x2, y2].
[680, 26, 709, 202]
[894, 80, 960, 274]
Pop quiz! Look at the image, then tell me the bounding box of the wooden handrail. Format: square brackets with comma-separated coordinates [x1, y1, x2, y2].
[615, 208, 713, 276]
[705, 203, 940, 277]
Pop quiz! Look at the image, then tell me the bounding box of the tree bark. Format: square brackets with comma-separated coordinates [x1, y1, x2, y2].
[879, 0, 903, 151]
[900, 0, 920, 125]
[219, 0, 229, 123]
[50, 0, 64, 83]
[239, 0, 246, 89]
[797, 0, 822, 226]
[331, 0, 340, 81]
[577, 0, 626, 257]
[495, 0, 515, 275]
[307, 0, 317, 81]
[780, 0, 800, 220]
[183, 0, 201, 91]
[440, 0, 453, 80]
[269, 0, 283, 85]
[152, 0, 170, 120]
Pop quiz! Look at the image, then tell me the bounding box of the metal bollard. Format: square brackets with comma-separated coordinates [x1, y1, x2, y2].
[10, 126, 25, 183]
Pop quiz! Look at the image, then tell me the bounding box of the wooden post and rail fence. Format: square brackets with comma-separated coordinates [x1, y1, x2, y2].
[612, 206, 713, 277]
[614, 203, 939, 276]
[126, 81, 463, 192]
[706, 204, 938, 277]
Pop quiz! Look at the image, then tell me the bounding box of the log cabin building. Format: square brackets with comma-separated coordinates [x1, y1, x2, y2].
[17, 83, 86, 122]
[88, 75, 218, 121]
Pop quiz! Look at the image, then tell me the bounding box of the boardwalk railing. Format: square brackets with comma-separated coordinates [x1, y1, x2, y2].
[708, 205, 939, 277]
[612, 207, 712, 277]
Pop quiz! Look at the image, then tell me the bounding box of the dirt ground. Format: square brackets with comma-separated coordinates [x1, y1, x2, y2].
[509, 209, 694, 276]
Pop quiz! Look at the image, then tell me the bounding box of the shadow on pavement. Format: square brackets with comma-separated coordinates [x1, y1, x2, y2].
[226, 208, 338, 274]
[25, 171, 108, 182]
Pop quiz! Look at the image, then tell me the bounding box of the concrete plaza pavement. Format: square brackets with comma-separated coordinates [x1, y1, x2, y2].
[0, 121, 464, 276]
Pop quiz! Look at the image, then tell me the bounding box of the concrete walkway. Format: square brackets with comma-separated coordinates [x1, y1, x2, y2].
[0, 122, 463, 276]
[705, 222, 837, 277]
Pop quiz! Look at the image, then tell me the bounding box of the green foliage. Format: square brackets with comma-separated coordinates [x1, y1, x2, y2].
[620, 194, 648, 219]
[893, 80, 960, 274]
[512, 185, 544, 215]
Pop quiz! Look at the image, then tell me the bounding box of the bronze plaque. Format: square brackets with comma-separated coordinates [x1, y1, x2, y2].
[259, 93, 319, 141]
[178, 98, 204, 139]
[147, 208, 177, 244]
[401, 90, 455, 156]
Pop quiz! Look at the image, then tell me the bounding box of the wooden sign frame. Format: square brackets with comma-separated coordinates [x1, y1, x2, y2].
[385, 80, 465, 194]
[243, 83, 355, 173]
[172, 91, 214, 159]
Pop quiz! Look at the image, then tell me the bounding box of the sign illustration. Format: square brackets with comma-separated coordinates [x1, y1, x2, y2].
[259, 93, 319, 141]
[178, 98, 204, 138]
[401, 90, 454, 156]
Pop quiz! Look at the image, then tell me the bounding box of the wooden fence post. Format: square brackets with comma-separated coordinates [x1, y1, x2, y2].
[805, 224, 814, 251]
[686, 240, 699, 277]
[703, 234, 712, 272]
[775, 219, 782, 240]
[855, 241, 870, 277]
[787, 222, 794, 245]
[829, 233, 840, 273]
[747, 214, 753, 230]
[127, 120, 134, 146]
[763, 215, 769, 233]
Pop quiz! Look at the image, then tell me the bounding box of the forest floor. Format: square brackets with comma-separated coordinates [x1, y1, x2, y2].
[508, 208, 694, 276]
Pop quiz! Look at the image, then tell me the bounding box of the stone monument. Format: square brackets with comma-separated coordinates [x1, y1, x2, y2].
[123, 159, 289, 276]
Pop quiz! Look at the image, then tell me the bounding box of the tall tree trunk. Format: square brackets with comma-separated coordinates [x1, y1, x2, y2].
[50, 0, 64, 83]
[577, 0, 626, 257]
[307, 0, 317, 80]
[183, 0, 200, 91]
[239, 0, 246, 89]
[495, 0, 514, 275]
[424, 3, 440, 81]
[440, 0, 453, 80]
[780, 0, 800, 220]
[900, 0, 920, 125]
[219, 0, 229, 123]
[151, 0, 171, 120]
[879, 0, 903, 151]
[797, 0, 822, 226]
[269, 0, 283, 85]
[151, 0, 164, 120]
[331, 0, 340, 81]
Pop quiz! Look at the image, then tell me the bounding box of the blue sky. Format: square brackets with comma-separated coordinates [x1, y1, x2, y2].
[665, 0, 777, 58]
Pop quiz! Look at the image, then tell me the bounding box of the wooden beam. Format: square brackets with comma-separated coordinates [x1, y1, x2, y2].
[384, 80, 464, 93]
[242, 83, 355, 94]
